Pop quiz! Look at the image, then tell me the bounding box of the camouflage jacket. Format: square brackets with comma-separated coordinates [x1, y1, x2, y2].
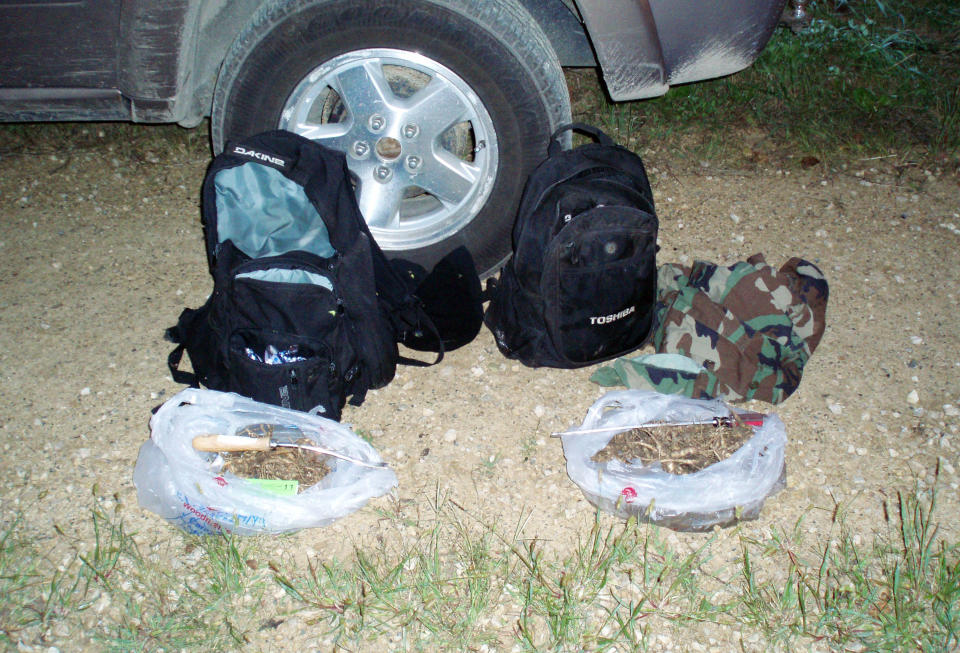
[592, 254, 829, 403]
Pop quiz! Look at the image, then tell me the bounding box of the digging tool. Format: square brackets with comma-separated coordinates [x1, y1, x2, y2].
[550, 412, 765, 438]
[192, 433, 390, 469]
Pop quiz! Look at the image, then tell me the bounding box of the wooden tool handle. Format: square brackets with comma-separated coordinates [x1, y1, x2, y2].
[192, 434, 272, 452]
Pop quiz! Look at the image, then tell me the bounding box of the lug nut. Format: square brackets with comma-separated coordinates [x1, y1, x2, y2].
[402, 124, 420, 139]
[352, 141, 370, 158]
[369, 115, 386, 132]
[405, 155, 422, 171]
[374, 165, 393, 182]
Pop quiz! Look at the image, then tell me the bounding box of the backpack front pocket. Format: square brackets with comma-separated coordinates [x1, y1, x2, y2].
[228, 259, 342, 337]
[219, 256, 355, 416]
[541, 207, 657, 365]
[227, 330, 338, 415]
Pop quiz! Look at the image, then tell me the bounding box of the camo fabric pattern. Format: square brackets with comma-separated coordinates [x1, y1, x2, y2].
[592, 254, 828, 403]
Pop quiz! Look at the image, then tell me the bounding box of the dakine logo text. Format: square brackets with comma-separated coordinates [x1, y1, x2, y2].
[232, 146, 288, 168]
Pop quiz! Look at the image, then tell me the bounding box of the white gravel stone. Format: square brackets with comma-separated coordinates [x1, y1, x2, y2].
[907, 390, 920, 404]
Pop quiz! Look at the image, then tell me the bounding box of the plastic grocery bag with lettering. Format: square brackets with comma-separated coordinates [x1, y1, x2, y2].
[134, 388, 396, 535]
[560, 389, 786, 531]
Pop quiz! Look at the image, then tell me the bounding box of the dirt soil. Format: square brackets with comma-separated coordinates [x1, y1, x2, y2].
[1, 124, 959, 650]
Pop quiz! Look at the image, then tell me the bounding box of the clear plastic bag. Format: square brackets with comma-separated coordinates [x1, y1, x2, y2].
[560, 390, 786, 531]
[134, 388, 397, 535]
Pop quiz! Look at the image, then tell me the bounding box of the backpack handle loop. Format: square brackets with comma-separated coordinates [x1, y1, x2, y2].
[548, 123, 615, 156]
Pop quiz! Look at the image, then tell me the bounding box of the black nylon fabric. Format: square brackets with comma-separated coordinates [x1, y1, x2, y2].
[484, 124, 658, 368]
[167, 130, 448, 419]
[390, 246, 484, 353]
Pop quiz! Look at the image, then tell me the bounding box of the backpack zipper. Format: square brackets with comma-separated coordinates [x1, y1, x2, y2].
[289, 368, 300, 408]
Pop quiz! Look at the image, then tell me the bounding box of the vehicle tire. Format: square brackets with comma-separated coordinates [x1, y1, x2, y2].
[211, 0, 571, 276]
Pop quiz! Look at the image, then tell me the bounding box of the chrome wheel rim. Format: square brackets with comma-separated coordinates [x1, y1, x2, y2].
[279, 48, 499, 250]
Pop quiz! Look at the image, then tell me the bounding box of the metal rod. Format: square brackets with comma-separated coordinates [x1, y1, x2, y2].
[550, 413, 764, 438]
[271, 442, 390, 469]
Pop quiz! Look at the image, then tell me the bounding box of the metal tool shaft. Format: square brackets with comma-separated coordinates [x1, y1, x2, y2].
[550, 413, 764, 438]
[192, 433, 389, 469]
[271, 441, 389, 469]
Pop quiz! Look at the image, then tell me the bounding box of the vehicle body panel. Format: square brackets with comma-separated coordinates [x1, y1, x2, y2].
[651, 0, 787, 87]
[0, 0, 121, 88]
[573, 0, 787, 101]
[572, 0, 668, 100]
[0, 0, 787, 122]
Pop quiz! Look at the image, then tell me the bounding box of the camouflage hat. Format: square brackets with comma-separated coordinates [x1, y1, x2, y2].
[592, 254, 828, 403]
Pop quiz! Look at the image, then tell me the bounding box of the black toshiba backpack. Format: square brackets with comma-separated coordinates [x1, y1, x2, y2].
[484, 123, 658, 368]
[165, 131, 467, 420]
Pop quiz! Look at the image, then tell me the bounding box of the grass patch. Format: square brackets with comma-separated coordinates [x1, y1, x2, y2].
[264, 479, 959, 650]
[736, 482, 960, 651]
[1, 489, 271, 650]
[572, 0, 960, 161]
[270, 489, 514, 650]
[2, 478, 957, 650]
[284, 481, 959, 650]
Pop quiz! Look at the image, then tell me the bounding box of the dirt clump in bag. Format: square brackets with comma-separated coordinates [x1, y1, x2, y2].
[591, 423, 755, 474]
[221, 439, 331, 491]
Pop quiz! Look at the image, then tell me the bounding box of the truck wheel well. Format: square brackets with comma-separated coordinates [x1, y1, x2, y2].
[176, 0, 593, 127]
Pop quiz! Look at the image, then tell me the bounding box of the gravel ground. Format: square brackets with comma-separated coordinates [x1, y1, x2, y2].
[1, 124, 958, 650]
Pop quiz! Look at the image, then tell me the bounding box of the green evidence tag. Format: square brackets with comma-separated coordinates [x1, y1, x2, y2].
[247, 478, 299, 496]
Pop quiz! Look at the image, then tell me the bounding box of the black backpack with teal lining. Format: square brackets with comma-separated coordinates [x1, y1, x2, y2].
[166, 131, 459, 419]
